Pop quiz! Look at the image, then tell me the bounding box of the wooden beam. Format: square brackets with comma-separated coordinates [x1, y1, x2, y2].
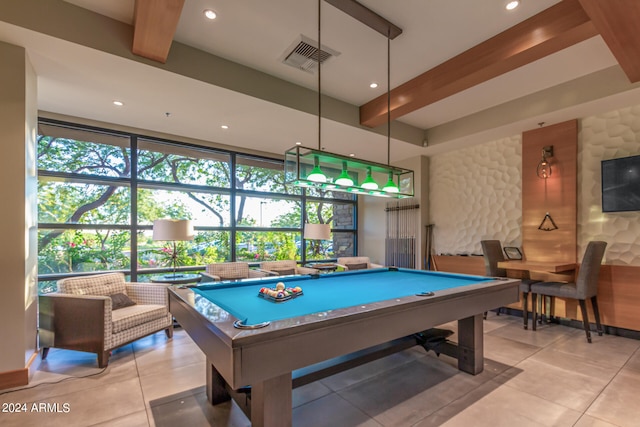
[132, 0, 185, 63]
[360, 0, 598, 128]
[578, 0, 640, 83]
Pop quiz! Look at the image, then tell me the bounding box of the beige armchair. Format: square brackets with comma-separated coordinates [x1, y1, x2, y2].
[336, 256, 384, 271]
[39, 272, 173, 368]
[200, 261, 271, 282]
[259, 260, 318, 276]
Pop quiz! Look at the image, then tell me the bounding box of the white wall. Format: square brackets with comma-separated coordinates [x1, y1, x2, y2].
[0, 41, 38, 374]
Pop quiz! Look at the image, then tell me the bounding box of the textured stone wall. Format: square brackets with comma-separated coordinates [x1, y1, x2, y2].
[430, 136, 523, 255]
[429, 105, 640, 266]
[579, 106, 640, 265]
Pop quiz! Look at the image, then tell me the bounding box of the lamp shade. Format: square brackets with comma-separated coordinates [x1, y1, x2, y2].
[152, 219, 194, 241]
[304, 223, 331, 240]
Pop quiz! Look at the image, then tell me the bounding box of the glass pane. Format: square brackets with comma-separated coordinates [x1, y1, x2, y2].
[38, 181, 130, 224]
[236, 231, 300, 262]
[236, 155, 297, 194]
[236, 196, 300, 228]
[37, 229, 131, 274]
[137, 230, 230, 271]
[137, 189, 231, 227]
[305, 200, 355, 230]
[137, 139, 231, 187]
[37, 125, 130, 177]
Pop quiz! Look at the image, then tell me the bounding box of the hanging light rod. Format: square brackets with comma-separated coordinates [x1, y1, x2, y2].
[324, 0, 403, 39]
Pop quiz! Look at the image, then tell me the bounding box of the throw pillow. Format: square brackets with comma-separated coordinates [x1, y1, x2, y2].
[272, 268, 296, 276]
[345, 262, 368, 271]
[110, 293, 137, 310]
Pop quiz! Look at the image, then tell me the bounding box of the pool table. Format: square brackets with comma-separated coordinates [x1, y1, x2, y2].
[169, 268, 519, 427]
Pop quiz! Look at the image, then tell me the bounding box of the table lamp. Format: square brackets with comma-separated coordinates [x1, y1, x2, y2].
[152, 219, 194, 278]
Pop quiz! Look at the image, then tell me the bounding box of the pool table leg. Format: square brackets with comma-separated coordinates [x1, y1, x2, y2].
[456, 314, 484, 375]
[206, 359, 231, 404]
[251, 372, 292, 427]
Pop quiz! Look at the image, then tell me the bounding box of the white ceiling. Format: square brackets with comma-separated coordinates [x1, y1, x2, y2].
[1, 0, 635, 163]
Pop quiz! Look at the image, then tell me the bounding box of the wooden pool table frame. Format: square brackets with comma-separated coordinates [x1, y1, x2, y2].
[169, 270, 519, 427]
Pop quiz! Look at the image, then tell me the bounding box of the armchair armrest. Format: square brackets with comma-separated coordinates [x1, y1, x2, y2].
[334, 263, 347, 269]
[38, 293, 111, 353]
[125, 282, 169, 306]
[255, 268, 279, 276]
[248, 269, 271, 278]
[200, 272, 221, 283]
[296, 266, 319, 275]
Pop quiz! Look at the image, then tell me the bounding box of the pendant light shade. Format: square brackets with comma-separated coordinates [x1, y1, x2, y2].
[335, 161, 355, 186]
[307, 156, 327, 182]
[382, 172, 399, 193]
[361, 167, 379, 190]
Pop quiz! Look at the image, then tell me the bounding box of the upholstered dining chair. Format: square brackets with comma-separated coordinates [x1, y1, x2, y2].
[335, 256, 384, 271]
[531, 241, 607, 343]
[480, 240, 539, 328]
[259, 260, 318, 276]
[200, 261, 271, 282]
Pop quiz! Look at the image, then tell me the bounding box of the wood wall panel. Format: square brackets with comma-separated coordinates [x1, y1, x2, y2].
[522, 120, 577, 263]
[434, 257, 640, 332]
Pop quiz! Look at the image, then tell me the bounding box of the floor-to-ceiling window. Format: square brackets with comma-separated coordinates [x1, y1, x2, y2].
[37, 119, 357, 292]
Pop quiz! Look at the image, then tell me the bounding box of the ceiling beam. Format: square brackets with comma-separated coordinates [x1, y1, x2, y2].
[132, 0, 185, 63]
[578, 0, 640, 83]
[359, 0, 598, 128]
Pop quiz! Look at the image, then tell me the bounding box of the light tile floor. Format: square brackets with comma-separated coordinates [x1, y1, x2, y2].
[2, 314, 640, 426]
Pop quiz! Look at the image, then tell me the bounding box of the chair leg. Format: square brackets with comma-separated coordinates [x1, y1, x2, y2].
[165, 324, 174, 339]
[578, 299, 592, 343]
[483, 311, 487, 320]
[591, 296, 603, 336]
[522, 291, 529, 330]
[531, 293, 537, 331]
[98, 351, 110, 368]
[41, 347, 50, 360]
[537, 294, 544, 324]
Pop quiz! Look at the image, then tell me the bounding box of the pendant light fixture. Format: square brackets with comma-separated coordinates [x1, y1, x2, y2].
[308, 0, 327, 184]
[283, 0, 414, 199]
[335, 161, 355, 186]
[381, 28, 400, 193]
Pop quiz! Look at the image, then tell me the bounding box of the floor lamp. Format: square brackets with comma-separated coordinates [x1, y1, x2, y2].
[304, 223, 331, 257]
[152, 219, 194, 278]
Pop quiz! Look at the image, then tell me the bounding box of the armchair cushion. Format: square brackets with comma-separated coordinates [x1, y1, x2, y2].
[345, 262, 368, 271]
[272, 268, 296, 276]
[58, 272, 127, 296]
[111, 304, 168, 333]
[110, 293, 136, 310]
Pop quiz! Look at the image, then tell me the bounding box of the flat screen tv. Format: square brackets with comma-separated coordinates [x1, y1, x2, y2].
[601, 154, 640, 212]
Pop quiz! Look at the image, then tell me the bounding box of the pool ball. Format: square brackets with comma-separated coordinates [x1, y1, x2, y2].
[275, 282, 285, 291]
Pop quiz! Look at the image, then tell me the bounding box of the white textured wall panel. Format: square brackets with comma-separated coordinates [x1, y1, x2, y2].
[430, 136, 523, 255]
[579, 106, 640, 265]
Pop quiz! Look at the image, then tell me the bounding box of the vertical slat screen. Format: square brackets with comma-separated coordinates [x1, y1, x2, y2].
[385, 198, 419, 268]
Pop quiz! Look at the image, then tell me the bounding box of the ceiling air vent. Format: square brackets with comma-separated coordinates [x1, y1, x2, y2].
[281, 35, 340, 73]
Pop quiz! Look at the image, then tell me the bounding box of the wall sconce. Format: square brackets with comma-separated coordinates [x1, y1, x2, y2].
[536, 146, 553, 179]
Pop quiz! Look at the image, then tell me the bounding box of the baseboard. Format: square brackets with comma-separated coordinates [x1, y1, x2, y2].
[0, 350, 40, 391]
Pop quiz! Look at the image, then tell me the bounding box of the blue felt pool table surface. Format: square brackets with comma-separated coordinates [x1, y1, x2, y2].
[191, 268, 492, 324]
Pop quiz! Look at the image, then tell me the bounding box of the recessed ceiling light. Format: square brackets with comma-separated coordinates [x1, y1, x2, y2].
[349, 153, 355, 157]
[203, 9, 217, 20]
[221, 125, 229, 129]
[505, 1, 520, 10]
[370, 83, 378, 89]
[295, 141, 302, 145]
[113, 100, 124, 106]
